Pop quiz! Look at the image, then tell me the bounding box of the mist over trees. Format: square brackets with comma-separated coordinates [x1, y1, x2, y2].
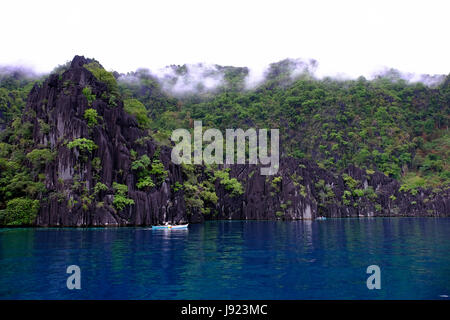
[115, 58, 449, 192]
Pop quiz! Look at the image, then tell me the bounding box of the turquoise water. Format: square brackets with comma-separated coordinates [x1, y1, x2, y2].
[0, 218, 449, 299]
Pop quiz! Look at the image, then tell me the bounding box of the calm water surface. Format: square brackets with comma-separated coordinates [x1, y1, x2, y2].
[1, 218, 449, 299]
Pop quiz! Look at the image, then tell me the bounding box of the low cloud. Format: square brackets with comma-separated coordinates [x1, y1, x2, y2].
[0, 65, 40, 82]
[370, 67, 446, 87]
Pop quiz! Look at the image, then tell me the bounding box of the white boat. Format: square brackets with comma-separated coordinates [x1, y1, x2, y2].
[152, 224, 189, 230]
[316, 216, 327, 221]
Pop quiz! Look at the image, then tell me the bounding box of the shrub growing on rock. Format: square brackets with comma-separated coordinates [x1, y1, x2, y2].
[84, 108, 99, 127]
[67, 138, 98, 154]
[0, 197, 39, 226]
[112, 182, 134, 211]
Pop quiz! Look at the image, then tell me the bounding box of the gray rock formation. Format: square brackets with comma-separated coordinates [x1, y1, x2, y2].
[21, 56, 449, 226]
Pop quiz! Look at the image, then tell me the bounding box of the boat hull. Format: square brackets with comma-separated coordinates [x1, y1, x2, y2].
[152, 224, 189, 230]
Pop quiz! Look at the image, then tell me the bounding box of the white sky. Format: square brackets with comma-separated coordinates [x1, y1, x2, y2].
[1, 0, 449, 78]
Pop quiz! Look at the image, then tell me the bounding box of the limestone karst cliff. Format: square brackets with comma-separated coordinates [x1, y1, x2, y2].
[0, 56, 447, 226]
[22, 56, 186, 226]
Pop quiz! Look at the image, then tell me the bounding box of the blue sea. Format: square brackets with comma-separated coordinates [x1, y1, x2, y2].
[1, 218, 449, 299]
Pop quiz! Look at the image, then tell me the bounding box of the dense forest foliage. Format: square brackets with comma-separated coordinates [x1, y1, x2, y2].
[0, 70, 43, 224]
[117, 61, 449, 191]
[0, 59, 448, 224]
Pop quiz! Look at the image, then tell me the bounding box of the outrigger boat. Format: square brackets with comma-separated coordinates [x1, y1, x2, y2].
[152, 223, 189, 230]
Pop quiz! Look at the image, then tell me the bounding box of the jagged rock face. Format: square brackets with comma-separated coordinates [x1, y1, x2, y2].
[208, 159, 449, 221]
[21, 56, 449, 226]
[214, 160, 317, 220]
[24, 56, 186, 226]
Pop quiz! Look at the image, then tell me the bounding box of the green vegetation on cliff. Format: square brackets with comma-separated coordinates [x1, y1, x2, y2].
[118, 65, 449, 191]
[0, 57, 448, 225]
